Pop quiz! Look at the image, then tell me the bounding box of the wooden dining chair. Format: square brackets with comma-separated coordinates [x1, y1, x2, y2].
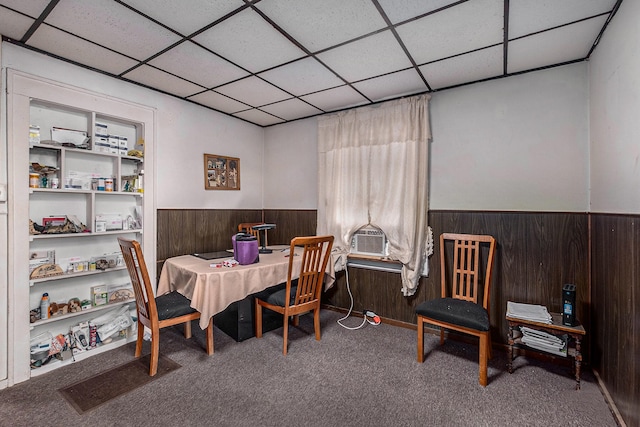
[117, 237, 214, 376]
[415, 233, 497, 386]
[238, 222, 265, 246]
[254, 235, 334, 355]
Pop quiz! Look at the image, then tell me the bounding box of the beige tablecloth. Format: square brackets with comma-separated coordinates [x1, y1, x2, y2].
[158, 246, 335, 329]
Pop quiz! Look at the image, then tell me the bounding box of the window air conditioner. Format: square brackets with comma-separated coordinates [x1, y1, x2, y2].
[350, 226, 388, 257]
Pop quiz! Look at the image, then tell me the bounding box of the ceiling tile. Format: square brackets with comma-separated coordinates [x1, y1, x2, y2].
[300, 86, 369, 112]
[255, 0, 387, 52]
[122, 64, 204, 97]
[396, 0, 504, 65]
[317, 30, 413, 82]
[0, 0, 50, 17]
[377, 0, 461, 24]
[258, 57, 344, 96]
[121, 0, 245, 36]
[27, 24, 139, 76]
[352, 69, 426, 102]
[148, 41, 249, 89]
[420, 45, 503, 90]
[187, 90, 249, 114]
[509, 0, 618, 39]
[44, 0, 182, 61]
[216, 76, 292, 107]
[193, 8, 306, 73]
[233, 109, 284, 127]
[260, 98, 324, 121]
[508, 16, 609, 74]
[0, 7, 35, 40]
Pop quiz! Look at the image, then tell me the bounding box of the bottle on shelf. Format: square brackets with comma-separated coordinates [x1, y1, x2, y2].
[40, 293, 50, 320]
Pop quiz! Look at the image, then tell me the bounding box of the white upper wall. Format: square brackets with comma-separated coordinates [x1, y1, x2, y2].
[265, 63, 590, 212]
[263, 117, 318, 209]
[1, 43, 265, 210]
[589, 0, 640, 214]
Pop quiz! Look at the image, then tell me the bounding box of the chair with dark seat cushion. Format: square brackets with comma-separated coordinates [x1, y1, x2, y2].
[416, 233, 496, 386]
[255, 235, 333, 355]
[118, 237, 213, 376]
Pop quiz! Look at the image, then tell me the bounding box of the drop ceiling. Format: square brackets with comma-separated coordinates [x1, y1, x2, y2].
[0, 0, 622, 127]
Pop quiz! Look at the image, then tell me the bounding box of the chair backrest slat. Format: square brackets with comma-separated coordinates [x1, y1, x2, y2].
[440, 233, 496, 310]
[286, 235, 333, 308]
[118, 237, 158, 322]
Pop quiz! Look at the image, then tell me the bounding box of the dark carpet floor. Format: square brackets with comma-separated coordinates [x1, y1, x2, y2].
[0, 310, 617, 427]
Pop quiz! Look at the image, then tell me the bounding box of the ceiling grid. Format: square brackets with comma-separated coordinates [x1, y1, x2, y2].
[0, 0, 623, 126]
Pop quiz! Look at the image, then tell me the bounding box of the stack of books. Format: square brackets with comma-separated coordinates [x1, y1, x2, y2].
[520, 326, 568, 357]
[506, 301, 552, 324]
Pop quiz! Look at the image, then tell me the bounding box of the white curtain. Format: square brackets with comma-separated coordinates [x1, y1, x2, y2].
[317, 94, 431, 296]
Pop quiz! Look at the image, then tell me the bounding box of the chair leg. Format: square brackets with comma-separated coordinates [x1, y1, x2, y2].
[292, 314, 299, 327]
[184, 320, 192, 339]
[282, 314, 289, 355]
[478, 332, 489, 387]
[439, 328, 445, 345]
[313, 308, 321, 341]
[417, 316, 425, 363]
[135, 320, 144, 358]
[149, 325, 160, 377]
[205, 317, 214, 355]
[255, 302, 263, 338]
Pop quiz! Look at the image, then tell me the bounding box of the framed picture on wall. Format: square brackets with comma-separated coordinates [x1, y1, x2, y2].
[204, 153, 240, 190]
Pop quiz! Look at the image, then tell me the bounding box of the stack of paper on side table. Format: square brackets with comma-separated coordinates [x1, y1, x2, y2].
[506, 301, 553, 324]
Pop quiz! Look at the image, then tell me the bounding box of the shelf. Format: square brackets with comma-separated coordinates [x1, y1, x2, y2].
[30, 229, 142, 240]
[30, 188, 143, 197]
[30, 266, 127, 285]
[30, 334, 136, 377]
[29, 299, 135, 328]
[30, 142, 143, 162]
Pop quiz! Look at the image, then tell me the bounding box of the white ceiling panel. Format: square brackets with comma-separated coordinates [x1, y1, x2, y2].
[258, 57, 344, 96]
[0, 8, 35, 40]
[300, 86, 369, 112]
[352, 69, 426, 102]
[260, 98, 324, 121]
[193, 8, 306, 73]
[256, 0, 386, 53]
[0, 0, 50, 18]
[508, 16, 609, 74]
[216, 76, 292, 107]
[120, 0, 245, 36]
[28, 24, 138, 76]
[509, 0, 618, 39]
[233, 109, 284, 127]
[122, 64, 204, 97]
[377, 0, 461, 24]
[397, 0, 504, 65]
[187, 90, 249, 114]
[420, 45, 504, 90]
[317, 30, 413, 82]
[3, 0, 621, 126]
[44, 0, 181, 61]
[148, 41, 249, 89]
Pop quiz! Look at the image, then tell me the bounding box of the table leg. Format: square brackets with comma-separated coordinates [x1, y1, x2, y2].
[574, 336, 582, 390]
[508, 324, 515, 374]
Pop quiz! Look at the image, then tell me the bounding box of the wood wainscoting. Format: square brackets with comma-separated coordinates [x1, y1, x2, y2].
[156, 208, 639, 425]
[590, 213, 640, 427]
[323, 211, 590, 351]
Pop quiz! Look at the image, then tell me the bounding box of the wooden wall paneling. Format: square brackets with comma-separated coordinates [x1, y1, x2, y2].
[263, 209, 317, 245]
[591, 214, 639, 427]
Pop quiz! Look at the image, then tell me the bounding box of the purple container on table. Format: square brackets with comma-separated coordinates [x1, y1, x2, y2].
[232, 233, 259, 265]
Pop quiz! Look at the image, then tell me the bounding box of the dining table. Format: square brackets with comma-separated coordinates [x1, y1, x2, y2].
[157, 245, 335, 330]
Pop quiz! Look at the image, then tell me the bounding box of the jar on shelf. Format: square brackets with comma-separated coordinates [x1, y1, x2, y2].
[29, 173, 40, 188]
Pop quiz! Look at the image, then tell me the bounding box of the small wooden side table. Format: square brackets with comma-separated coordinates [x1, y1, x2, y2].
[507, 313, 586, 390]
